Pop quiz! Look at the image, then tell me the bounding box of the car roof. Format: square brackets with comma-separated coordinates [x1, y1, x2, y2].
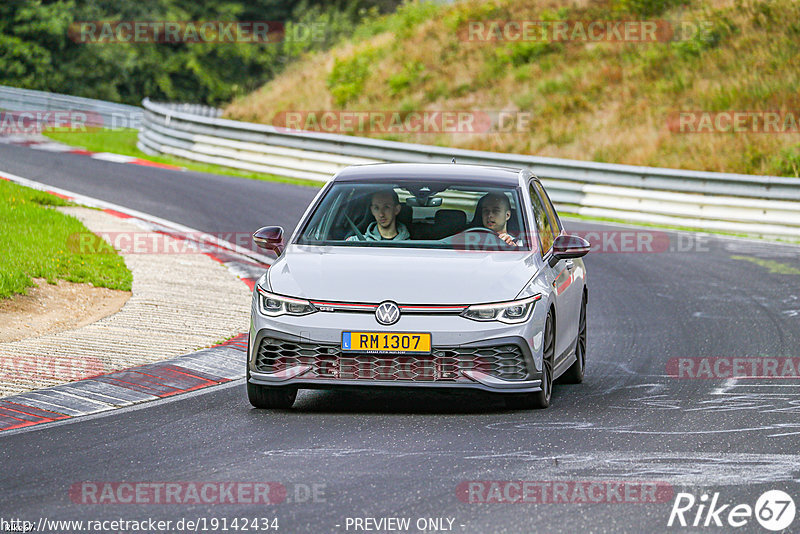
[332, 163, 528, 186]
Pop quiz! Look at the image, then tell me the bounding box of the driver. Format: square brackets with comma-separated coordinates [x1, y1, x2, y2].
[347, 189, 410, 241]
[479, 192, 522, 247]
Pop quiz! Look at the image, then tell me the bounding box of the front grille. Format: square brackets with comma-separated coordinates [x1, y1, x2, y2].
[255, 337, 528, 381]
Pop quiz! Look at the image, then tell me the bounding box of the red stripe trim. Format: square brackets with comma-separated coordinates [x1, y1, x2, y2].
[131, 159, 183, 170]
[0, 419, 52, 431]
[1, 401, 67, 418]
[102, 208, 133, 219]
[399, 305, 468, 310]
[310, 301, 377, 308]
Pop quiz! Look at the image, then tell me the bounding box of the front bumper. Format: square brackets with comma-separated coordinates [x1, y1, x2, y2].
[248, 306, 546, 394]
[248, 328, 541, 393]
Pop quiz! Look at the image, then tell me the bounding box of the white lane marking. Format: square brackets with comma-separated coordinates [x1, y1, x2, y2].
[30, 142, 74, 152]
[487, 419, 800, 438]
[710, 377, 738, 395]
[0, 169, 273, 266]
[724, 388, 800, 395]
[90, 152, 137, 163]
[769, 430, 800, 437]
[691, 311, 729, 318]
[0, 134, 50, 144]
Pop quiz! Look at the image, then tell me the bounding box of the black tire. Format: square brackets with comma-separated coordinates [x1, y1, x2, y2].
[559, 294, 587, 384]
[505, 311, 554, 410]
[246, 367, 297, 409]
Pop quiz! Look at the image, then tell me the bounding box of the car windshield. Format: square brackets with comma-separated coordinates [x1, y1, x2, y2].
[295, 181, 530, 251]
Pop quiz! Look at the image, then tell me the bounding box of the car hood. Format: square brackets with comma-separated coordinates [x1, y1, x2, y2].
[267, 245, 540, 304]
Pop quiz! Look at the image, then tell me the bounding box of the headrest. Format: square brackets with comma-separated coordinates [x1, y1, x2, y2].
[435, 209, 467, 228]
[398, 204, 413, 225]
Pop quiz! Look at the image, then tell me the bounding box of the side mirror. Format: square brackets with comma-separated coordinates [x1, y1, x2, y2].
[253, 226, 284, 255]
[548, 234, 590, 266]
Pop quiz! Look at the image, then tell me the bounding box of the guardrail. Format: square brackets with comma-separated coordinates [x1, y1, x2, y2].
[0, 85, 141, 129]
[140, 99, 800, 238]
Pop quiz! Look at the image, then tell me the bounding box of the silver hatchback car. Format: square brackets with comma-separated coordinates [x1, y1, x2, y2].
[247, 163, 589, 409]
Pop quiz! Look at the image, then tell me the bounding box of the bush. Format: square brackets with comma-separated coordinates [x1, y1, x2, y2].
[387, 61, 425, 95]
[0, 0, 401, 106]
[613, 0, 687, 17]
[773, 146, 800, 177]
[327, 47, 382, 106]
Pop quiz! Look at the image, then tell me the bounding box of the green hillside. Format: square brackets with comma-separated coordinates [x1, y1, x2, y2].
[225, 0, 800, 177]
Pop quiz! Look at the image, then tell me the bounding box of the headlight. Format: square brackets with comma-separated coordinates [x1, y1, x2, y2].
[257, 287, 317, 317]
[461, 295, 541, 324]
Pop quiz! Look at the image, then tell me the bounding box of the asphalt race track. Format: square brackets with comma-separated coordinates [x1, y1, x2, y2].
[2, 142, 800, 533]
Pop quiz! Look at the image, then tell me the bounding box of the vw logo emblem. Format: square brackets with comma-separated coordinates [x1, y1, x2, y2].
[375, 301, 400, 325]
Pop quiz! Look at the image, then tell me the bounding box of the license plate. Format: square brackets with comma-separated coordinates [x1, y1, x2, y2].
[342, 332, 431, 354]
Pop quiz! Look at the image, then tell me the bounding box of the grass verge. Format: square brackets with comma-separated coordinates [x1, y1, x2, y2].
[0, 179, 133, 299]
[42, 129, 323, 189]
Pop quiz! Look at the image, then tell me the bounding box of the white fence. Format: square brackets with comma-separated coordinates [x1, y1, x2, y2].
[3, 84, 797, 238]
[0, 85, 142, 129]
[139, 99, 800, 238]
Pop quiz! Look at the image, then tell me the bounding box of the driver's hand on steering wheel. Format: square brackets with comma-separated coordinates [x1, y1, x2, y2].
[497, 232, 516, 246]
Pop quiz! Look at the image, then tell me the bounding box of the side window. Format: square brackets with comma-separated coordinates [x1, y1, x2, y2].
[534, 181, 561, 243]
[305, 189, 344, 240]
[528, 183, 554, 255]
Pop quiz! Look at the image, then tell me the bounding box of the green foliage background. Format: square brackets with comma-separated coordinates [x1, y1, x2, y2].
[0, 0, 400, 106]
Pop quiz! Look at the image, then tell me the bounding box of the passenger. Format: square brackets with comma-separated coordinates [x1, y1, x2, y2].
[347, 189, 410, 241]
[479, 192, 522, 247]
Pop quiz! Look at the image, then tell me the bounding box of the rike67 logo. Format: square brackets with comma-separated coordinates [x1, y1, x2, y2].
[668, 490, 795, 531]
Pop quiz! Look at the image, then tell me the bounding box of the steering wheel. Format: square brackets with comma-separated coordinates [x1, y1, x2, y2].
[463, 227, 495, 234]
